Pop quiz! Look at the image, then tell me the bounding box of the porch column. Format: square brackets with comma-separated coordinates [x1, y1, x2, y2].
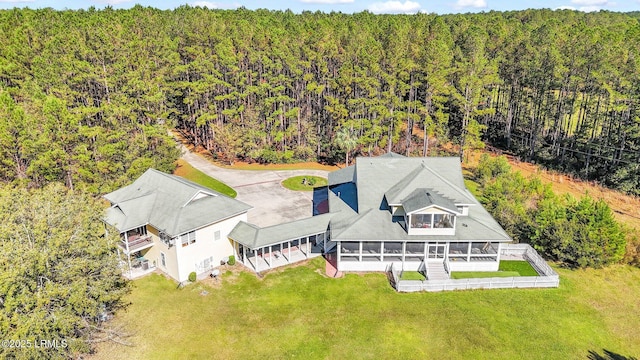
[287, 241, 291, 263]
[467, 242, 471, 262]
[253, 249, 258, 271]
[124, 232, 132, 277]
[280, 243, 285, 262]
[381, 241, 384, 261]
[306, 236, 310, 258]
[242, 245, 247, 267]
[269, 245, 272, 269]
[402, 242, 407, 270]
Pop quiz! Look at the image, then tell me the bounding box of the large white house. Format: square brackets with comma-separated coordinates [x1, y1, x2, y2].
[229, 153, 513, 279]
[105, 153, 513, 282]
[103, 169, 251, 282]
[325, 154, 512, 277]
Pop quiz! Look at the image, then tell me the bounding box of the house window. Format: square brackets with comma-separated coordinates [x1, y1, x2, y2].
[410, 214, 432, 229]
[161, 252, 166, 267]
[434, 214, 454, 228]
[181, 231, 196, 247]
[214, 230, 221, 241]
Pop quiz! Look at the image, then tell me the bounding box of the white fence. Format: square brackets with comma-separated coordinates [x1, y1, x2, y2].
[392, 244, 559, 292]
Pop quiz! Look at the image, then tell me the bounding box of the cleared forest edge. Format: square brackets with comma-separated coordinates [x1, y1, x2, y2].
[175, 126, 640, 230]
[172, 130, 340, 171]
[508, 157, 640, 229]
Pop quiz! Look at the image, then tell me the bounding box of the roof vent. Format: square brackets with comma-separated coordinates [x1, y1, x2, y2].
[462, 223, 468, 227]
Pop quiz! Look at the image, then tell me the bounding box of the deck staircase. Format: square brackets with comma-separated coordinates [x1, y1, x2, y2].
[427, 262, 449, 280]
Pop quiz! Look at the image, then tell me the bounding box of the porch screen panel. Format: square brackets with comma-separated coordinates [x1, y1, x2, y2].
[449, 242, 468, 255]
[383, 242, 402, 254]
[470, 242, 499, 261]
[362, 242, 381, 254]
[406, 242, 425, 261]
[449, 242, 469, 261]
[406, 242, 425, 254]
[341, 242, 360, 254]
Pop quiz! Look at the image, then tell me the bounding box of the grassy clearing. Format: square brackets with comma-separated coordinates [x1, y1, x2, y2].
[173, 159, 237, 198]
[281, 175, 328, 191]
[451, 260, 539, 279]
[451, 271, 520, 279]
[92, 258, 640, 360]
[400, 271, 425, 281]
[499, 260, 539, 276]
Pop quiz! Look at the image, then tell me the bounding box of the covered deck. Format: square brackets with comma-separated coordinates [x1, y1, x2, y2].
[118, 227, 154, 255]
[238, 237, 323, 272]
[228, 213, 332, 273]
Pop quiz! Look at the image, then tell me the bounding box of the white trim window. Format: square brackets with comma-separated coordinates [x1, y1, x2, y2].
[214, 230, 221, 241]
[161, 252, 166, 267]
[181, 231, 196, 247]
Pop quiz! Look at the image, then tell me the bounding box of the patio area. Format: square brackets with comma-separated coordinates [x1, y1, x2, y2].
[240, 241, 323, 272]
[121, 259, 157, 280]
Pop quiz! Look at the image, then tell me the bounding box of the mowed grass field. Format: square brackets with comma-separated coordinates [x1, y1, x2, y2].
[173, 159, 237, 198]
[93, 258, 640, 360]
[281, 175, 328, 191]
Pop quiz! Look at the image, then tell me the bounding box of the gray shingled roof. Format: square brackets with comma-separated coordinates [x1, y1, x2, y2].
[401, 188, 459, 214]
[103, 169, 251, 236]
[229, 213, 332, 249]
[329, 156, 511, 242]
[328, 165, 355, 186]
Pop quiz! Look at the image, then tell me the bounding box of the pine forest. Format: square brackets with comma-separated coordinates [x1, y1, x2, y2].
[1, 7, 639, 194]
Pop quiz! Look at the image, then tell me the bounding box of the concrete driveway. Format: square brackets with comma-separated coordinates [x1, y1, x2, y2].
[180, 148, 329, 227]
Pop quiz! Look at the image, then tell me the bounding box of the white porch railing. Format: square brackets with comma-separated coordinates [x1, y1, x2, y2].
[119, 234, 154, 254]
[389, 244, 559, 292]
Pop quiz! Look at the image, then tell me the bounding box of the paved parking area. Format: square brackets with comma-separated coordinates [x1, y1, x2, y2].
[181, 148, 329, 227]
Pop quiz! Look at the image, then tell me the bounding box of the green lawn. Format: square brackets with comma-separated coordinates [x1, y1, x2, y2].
[281, 175, 328, 191]
[499, 260, 539, 276]
[93, 259, 640, 360]
[451, 271, 520, 279]
[400, 271, 425, 281]
[451, 260, 539, 279]
[174, 159, 237, 198]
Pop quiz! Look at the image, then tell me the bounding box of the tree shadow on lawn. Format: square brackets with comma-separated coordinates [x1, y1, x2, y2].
[588, 349, 638, 360]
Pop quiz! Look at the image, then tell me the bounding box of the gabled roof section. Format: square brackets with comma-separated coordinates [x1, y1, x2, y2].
[378, 152, 406, 158]
[328, 155, 511, 243]
[229, 213, 333, 249]
[401, 188, 459, 214]
[328, 165, 355, 186]
[103, 168, 251, 236]
[383, 161, 475, 206]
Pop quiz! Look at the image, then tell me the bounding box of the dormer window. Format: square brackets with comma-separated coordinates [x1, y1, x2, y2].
[406, 209, 456, 235]
[457, 206, 469, 216]
[411, 214, 432, 228]
[434, 214, 454, 228]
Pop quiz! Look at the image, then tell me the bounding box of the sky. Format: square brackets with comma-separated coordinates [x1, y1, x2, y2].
[0, 0, 639, 14]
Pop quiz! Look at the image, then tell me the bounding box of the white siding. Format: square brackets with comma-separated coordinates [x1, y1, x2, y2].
[175, 213, 248, 282]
